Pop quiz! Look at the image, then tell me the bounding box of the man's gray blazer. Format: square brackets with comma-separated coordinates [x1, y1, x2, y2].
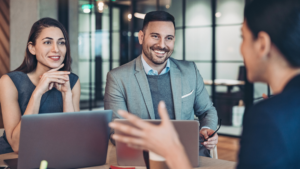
[104, 55, 218, 130]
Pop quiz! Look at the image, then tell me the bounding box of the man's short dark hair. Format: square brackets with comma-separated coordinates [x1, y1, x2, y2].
[245, 0, 300, 67]
[142, 11, 175, 32]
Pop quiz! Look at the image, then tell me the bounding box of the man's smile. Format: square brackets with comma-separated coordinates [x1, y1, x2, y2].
[152, 49, 167, 57]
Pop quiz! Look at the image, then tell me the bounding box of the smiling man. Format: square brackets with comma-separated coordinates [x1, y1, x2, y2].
[104, 11, 218, 157]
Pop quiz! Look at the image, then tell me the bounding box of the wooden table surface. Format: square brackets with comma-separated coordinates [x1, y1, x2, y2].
[204, 79, 245, 86]
[0, 142, 236, 169]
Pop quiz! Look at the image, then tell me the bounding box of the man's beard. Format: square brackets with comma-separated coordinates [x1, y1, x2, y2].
[143, 44, 172, 65]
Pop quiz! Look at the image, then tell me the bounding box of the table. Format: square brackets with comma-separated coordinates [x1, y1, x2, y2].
[203, 79, 245, 86]
[0, 142, 236, 169]
[204, 79, 245, 93]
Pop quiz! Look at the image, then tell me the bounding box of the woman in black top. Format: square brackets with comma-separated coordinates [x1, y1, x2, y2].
[0, 18, 81, 154]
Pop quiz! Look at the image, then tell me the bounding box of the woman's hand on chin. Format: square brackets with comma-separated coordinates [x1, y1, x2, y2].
[34, 64, 70, 96]
[55, 74, 72, 94]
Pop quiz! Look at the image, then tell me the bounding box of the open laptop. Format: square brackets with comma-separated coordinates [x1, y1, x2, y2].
[115, 120, 200, 167]
[15, 110, 112, 169]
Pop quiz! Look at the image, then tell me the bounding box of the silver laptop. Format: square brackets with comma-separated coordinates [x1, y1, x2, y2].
[115, 120, 200, 167]
[17, 110, 112, 169]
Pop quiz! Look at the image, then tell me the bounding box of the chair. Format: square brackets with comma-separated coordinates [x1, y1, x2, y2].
[214, 66, 246, 125]
[210, 145, 218, 159]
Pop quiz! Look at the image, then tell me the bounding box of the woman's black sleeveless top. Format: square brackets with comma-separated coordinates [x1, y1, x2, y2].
[0, 71, 78, 154]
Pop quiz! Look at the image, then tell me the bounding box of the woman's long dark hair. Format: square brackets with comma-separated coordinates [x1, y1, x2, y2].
[244, 0, 300, 67]
[14, 17, 71, 73]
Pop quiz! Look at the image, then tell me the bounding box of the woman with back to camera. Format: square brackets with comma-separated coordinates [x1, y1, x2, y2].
[0, 18, 80, 154]
[109, 0, 300, 168]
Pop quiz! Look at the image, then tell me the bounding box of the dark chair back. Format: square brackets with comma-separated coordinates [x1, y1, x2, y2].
[237, 66, 246, 81]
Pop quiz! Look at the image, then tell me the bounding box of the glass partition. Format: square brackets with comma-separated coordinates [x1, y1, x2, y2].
[186, 0, 212, 27]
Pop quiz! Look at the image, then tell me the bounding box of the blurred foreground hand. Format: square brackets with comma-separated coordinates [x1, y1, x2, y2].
[109, 101, 192, 169]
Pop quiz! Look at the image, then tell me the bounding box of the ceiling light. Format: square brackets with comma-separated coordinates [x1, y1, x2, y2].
[98, 2, 104, 6]
[128, 14, 132, 20]
[98, 1, 104, 12]
[83, 8, 91, 13]
[215, 12, 222, 18]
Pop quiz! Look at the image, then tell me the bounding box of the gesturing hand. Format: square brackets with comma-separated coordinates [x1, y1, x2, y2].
[35, 64, 70, 95]
[200, 128, 218, 150]
[109, 101, 182, 158]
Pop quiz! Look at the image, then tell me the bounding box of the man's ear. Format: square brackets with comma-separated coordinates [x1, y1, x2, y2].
[138, 30, 144, 45]
[28, 42, 36, 55]
[255, 31, 271, 59]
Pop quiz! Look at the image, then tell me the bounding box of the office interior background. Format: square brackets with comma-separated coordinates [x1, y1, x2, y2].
[0, 0, 270, 161]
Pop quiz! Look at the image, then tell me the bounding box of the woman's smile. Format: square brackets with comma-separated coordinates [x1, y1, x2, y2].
[48, 55, 61, 62]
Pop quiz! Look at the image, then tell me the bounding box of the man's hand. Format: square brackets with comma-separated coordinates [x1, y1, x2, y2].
[200, 128, 218, 150]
